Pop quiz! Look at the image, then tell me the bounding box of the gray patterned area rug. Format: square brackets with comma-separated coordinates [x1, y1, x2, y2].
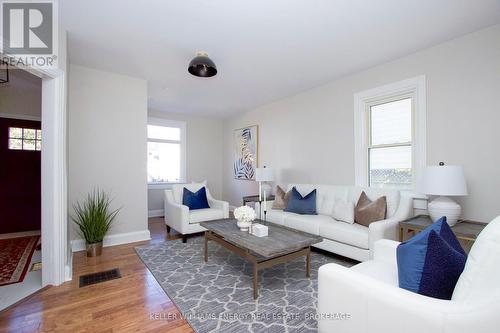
[135, 236, 355, 333]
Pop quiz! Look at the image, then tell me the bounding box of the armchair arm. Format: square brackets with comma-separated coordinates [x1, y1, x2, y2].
[318, 263, 451, 333]
[208, 198, 229, 218]
[368, 194, 413, 258]
[318, 263, 497, 333]
[368, 217, 400, 257]
[164, 190, 189, 234]
[373, 239, 400, 264]
[205, 189, 229, 218]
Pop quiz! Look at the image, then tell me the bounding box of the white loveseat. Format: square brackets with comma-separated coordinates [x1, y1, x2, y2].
[255, 184, 413, 261]
[164, 182, 229, 242]
[317, 216, 500, 333]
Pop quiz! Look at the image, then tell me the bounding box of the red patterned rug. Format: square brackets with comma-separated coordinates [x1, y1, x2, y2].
[0, 236, 40, 286]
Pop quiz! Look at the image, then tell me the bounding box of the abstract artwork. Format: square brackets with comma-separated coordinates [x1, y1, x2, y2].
[233, 125, 258, 180]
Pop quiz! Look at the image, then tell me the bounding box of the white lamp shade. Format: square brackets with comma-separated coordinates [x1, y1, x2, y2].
[419, 165, 468, 196]
[255, 167, 274, 182]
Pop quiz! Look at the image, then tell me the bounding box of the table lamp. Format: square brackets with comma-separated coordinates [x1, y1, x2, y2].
[418, 162, 468, 226]
[255, 166, 274, 201]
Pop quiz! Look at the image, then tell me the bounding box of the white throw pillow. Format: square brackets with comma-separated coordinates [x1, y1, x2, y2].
[332, 200, 355, 224]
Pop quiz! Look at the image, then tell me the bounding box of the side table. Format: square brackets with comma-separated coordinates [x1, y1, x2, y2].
[399, 215, 487, 252]
[242, 194, 275, 206]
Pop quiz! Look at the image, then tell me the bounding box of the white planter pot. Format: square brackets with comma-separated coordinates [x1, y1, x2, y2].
[236, 219, 252, 231]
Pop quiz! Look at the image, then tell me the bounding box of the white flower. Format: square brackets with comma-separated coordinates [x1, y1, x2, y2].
[234, 206, 256, 223]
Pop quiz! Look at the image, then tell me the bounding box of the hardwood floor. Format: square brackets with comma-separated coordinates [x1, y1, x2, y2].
[0, 217, 195, 333]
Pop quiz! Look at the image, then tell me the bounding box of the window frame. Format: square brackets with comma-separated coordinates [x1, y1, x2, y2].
[147, 117, 186, 189]
[354, 76, 426, 190]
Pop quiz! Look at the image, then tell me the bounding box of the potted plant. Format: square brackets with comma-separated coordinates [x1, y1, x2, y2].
[72, 189, 119, 257]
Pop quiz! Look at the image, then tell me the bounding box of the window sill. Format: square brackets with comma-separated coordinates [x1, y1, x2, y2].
[148, 182, 183, 190]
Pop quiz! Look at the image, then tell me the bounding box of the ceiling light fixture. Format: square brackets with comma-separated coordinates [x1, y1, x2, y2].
[188, 51, 217, 78]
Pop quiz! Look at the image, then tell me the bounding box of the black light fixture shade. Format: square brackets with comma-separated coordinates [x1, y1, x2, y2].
[188, 52, 217, 78]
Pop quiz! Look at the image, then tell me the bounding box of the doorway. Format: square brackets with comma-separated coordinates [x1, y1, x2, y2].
[0, 69, 43, 310]
[0, 57, 67, 309]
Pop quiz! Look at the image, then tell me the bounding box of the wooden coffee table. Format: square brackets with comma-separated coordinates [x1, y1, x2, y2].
[200, 219, 322, 299]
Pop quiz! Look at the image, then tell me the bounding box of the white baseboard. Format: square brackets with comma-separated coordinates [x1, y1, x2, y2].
[71, 229, 151, 252]
[148, 209, 164, 218]
[0, 230, 41, 239]
[65, 263, 72, 282]
[65, 245, 74, 281]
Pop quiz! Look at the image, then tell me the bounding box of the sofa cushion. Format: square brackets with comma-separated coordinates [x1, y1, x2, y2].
[397, 217, 466, 300]
[285, 185, 400, 218]
[284, 214, 333, 235]
[315, 190, 336, 216]
[265, 209, 286, 225]
[354, 191, 387, 227]
[319, 219, 369, 249]
[287, 184, 351, 216]
[183, 187, 210, 210]
[332, 199, 355, 224]
[285, 187, 317, 215]
[189, 208, 224, 224]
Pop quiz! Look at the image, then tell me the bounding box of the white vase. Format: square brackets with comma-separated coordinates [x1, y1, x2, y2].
[237, 219, 252, 231]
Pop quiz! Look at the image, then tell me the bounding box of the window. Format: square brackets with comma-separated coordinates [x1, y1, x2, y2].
[8, 127, 42, 151]
[368, 98, 412, 189]
[147, 118, 186, 186]
[354, 76, 426, 190]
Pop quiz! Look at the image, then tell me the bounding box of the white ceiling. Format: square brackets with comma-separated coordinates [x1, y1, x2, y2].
[60, 0, 500, 117]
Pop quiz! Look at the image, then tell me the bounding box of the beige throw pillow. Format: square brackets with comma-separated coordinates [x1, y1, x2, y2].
[272, 186, 291, 210]
[354, 191, 387, 227]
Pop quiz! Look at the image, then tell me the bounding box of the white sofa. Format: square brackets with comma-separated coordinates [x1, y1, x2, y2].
[164, 182, 229, 242]
[255, 184, 413, 261]
[317, 216, 500, 333]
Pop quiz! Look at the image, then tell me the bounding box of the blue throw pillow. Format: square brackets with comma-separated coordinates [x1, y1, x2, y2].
[284, 187, 317, 215]
[397, 217, 466, 300]
[182, 187, 210, 210]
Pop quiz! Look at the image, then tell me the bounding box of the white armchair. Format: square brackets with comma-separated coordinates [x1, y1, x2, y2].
[317, 216, 500, 333]
[164, 182, 229, 243]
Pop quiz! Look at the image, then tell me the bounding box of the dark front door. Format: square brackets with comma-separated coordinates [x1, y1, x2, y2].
[0, 117, 41, 234]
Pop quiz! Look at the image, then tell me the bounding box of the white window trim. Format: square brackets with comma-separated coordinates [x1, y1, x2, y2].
[147, 117, 187, 189]
[354, 75, 426, 189]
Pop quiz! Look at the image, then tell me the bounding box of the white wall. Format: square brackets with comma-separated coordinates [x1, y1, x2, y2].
[147, 110, 224, 215]
[0, 69, 41, 119]
[68, 65, 149, 242]
[223, 24, 500, 222]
